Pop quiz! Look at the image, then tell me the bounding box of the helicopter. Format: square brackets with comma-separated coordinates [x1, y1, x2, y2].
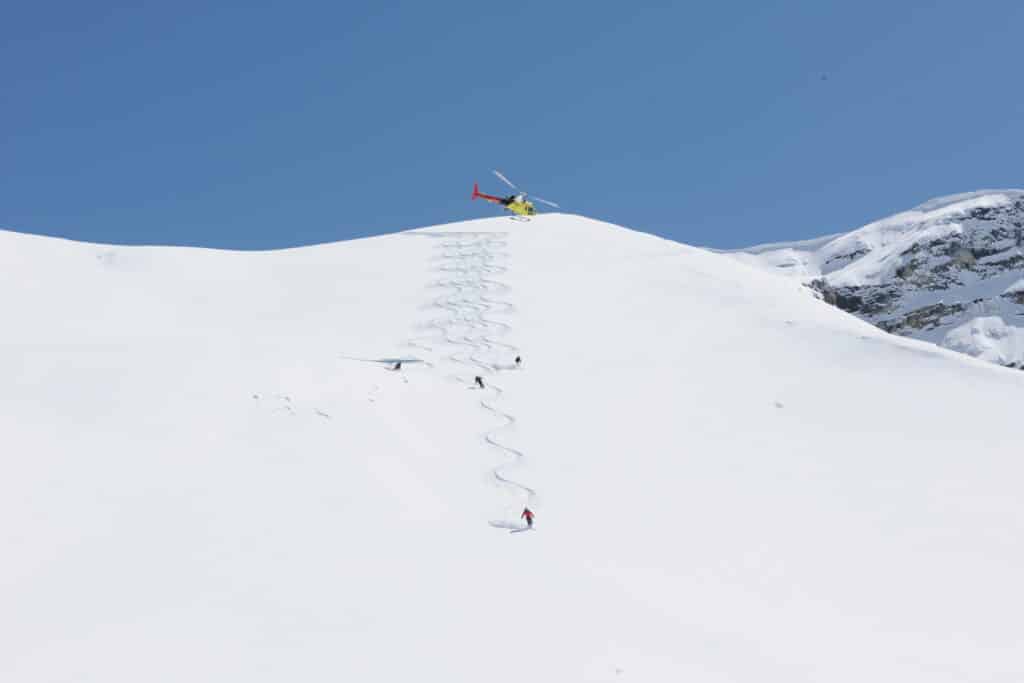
[471, 170, 560, 219]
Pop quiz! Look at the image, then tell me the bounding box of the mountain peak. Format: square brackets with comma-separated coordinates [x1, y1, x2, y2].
[736, 189, 1024, 368]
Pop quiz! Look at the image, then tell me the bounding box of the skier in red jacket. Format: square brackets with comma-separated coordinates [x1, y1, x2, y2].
[521, 507, 535, 529]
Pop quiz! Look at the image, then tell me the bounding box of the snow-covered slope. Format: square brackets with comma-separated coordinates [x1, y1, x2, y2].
[734, 190, 1024, 367]
[3, 216, 1023, 682]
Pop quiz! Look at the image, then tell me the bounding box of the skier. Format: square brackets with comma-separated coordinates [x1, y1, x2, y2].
[514, 355, 521, 368]
[474, 375, 485, 389]
[521, 506, 535, 529]
[392, 361, 402, 371]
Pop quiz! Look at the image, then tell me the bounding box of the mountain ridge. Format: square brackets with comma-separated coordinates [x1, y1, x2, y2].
[733, 189, 1024, 367]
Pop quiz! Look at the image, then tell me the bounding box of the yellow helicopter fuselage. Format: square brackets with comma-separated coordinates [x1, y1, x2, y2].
[506, 199, 536, 216]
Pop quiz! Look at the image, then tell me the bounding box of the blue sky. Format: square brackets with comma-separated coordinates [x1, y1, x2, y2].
[3, 0, 1022, 249]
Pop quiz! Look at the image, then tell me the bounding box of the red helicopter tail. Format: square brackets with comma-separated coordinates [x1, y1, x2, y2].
[471, 183, 504, 204]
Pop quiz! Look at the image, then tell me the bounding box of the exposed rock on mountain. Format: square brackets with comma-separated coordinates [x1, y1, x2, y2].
[734, 190, 1024, 368]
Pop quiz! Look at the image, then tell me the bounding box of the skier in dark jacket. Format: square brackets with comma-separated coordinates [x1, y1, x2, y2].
[521, 507, 535, 528]
[514, 355, 521, 368]
[475, 376, 485, 389]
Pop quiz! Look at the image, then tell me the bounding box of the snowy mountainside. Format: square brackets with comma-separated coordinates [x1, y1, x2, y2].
[732, 190, 1024, 367]
[3, 216, 1023, 682]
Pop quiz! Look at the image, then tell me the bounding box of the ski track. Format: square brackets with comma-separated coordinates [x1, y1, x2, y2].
[406, 232, 536, 521]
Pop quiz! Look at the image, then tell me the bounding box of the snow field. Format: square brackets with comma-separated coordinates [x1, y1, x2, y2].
[2, 215, 1023, 681]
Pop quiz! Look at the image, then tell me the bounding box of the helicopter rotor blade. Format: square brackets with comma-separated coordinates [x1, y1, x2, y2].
[531, 196, 561, 209]
[492, 170, 519, 191]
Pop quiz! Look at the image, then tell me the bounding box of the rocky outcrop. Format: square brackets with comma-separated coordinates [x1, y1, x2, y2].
[738, 191, 1024, 369]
